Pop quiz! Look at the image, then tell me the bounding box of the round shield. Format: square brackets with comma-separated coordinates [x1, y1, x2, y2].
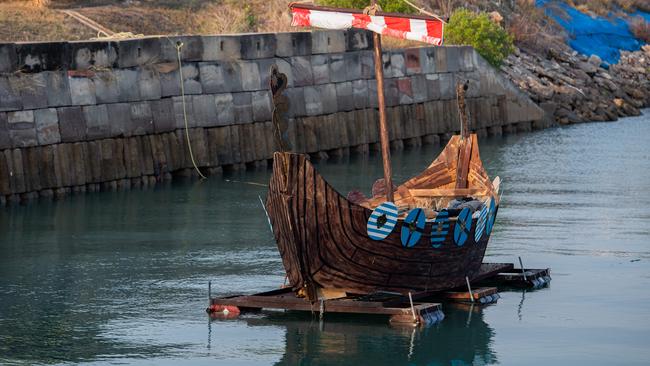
[401, 208, 426, 247]
[430, 209, 450, 248]
[485, 197, 497, 236]
[367, 202, 398, 241]
[474, 201, 489, 242]
[453, 207, 473, 247]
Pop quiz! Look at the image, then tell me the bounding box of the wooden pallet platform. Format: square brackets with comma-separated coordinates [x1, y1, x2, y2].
[439, 287, 500, 304]
[401, 263, 512, 305]
[206, 263, 551, 325]
[476, 268, 551, 288]
[472, 262, 515, 281]
[208, 287, 443, 326]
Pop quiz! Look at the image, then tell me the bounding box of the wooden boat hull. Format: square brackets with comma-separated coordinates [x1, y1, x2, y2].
[266, 150, 498, 296]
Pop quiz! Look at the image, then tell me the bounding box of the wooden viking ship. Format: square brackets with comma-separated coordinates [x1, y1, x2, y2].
[265, 2, 501, 301]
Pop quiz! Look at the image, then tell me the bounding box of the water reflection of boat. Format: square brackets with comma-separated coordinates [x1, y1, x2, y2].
[236, 306, 496, 366]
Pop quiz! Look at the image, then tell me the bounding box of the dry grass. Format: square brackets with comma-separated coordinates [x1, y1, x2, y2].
[50, 0, 219, 10]
[0, 0, 295, 42]
[508, 0, 546, 46]
[567, 0, 650, 16]
[0, 0, 643, 47]
[0, 0, 566, 45]
[0, 1, 95, 41]
[76, 0, 296, 36]
[507, 0, 566, 52]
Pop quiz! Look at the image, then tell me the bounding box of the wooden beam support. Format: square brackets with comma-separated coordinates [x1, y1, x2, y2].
[371, 0, 394, 203]
[409, 187, 488, 197]
[211, 293, 442, 317]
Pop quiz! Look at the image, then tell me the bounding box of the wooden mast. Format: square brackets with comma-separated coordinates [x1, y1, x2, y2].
[455, 81, 472, 189]
[288, 1, 445, 202]
[457, 81, 470, 138]
[370, 0, 394, 202]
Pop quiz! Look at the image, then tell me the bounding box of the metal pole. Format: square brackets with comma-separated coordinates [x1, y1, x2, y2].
[408, 292, 418, 323]
[371, 0, 394, 203]
[518, 256, 527, 281]
[208, 281, 212, 302]
[465, 276, 474, 303]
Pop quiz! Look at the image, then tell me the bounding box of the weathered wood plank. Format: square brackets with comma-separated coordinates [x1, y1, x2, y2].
[455, 135, 472, 189]
[441, 287, 497, 301]
[211, 293, 441, 316]
[409, 187, 488, 197]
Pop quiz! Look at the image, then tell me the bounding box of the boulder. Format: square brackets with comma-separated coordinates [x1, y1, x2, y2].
[577, 61, 597, 75]
[588, 54, 602, 67]
[642, 44, 650, 55]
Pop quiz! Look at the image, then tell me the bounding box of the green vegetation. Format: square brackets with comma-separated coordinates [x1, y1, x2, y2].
[445, 8, 514, 67]
[317, 0, 414, 14]
[243, 4, 257, 29]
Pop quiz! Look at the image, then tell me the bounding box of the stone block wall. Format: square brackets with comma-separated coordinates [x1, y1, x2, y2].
[0, 30, 544, 203]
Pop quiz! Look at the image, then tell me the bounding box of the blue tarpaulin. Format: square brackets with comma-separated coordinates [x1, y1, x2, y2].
[536, 0, 649, 65]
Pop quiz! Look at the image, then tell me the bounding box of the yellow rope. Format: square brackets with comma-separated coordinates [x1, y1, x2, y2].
[401, 0, 447, 23]
[176, 41, 207, 179]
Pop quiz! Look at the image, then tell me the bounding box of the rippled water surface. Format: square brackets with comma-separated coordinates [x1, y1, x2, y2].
[1, 111, 649, 365]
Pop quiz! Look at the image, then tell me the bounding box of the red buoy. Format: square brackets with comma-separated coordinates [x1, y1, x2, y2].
[206, 304, 241, 319]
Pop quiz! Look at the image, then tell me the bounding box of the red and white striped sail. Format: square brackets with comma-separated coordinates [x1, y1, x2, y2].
[290, 4, 444, 46]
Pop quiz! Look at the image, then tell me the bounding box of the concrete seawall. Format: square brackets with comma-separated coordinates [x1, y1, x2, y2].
[0, 30, 544, 203]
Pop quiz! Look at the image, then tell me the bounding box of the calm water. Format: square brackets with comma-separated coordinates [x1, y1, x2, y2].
[1, 111, 650, 365]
